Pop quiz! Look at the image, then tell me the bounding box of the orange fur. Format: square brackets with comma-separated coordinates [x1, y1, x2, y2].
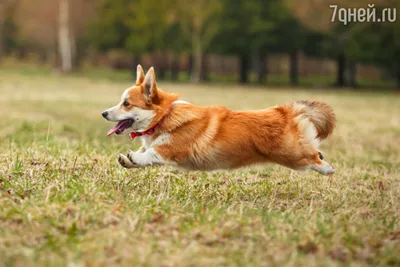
[154, 103, 334, 171]
[116, 66, 337, 174]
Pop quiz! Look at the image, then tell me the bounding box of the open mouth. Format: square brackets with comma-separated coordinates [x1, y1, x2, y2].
[107, 119, 134, 136]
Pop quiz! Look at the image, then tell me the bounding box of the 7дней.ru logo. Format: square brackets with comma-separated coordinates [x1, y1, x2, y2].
[330, 4, 397, 25]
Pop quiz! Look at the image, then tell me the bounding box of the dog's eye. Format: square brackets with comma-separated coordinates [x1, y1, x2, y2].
[123, 101, 129, 107]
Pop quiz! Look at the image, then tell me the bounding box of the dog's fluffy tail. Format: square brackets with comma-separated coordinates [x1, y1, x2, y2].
[292, 100, 336, 145]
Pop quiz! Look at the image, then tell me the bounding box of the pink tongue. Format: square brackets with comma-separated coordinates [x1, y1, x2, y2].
[107, 126, 120, 136]
[107, 120, 131, 136]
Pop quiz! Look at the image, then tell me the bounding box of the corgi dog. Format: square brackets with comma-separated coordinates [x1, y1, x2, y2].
[102, 65, 336, 175]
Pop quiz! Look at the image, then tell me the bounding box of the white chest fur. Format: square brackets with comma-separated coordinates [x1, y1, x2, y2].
[141, 133, 171, 148]
[140, 100, 189, 149]
[141, 135, 153, 149]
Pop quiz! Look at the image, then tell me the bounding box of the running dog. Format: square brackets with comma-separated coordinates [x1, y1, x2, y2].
[102, 65, 336, 175]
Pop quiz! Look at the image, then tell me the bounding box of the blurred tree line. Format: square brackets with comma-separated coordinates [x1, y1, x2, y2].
[0, 0, 399, 88]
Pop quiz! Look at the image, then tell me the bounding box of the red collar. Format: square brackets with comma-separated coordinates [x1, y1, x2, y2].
[130, 124, 158, 139]
[129, 99, 187, 140]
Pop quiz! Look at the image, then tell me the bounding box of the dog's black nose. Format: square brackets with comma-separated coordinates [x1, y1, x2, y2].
[102, 111, 108, 118]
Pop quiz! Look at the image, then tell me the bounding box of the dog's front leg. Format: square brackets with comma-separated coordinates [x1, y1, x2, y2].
[118, 148, 164, 168]
[137, 146, 146, 153]
[118, 153, 138, 168]
[117, 146, 147, 168]
[128, 148, 164, 167]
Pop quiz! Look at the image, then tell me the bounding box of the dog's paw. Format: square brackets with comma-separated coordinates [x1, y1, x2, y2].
[127, 150, 138, 164]
[118, 153, 138, 169]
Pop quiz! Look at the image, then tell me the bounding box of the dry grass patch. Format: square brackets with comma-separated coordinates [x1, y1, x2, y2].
[0, 71, 399, 266]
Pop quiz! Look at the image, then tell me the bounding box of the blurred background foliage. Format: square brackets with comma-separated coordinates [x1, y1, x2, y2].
[0, 0, 399, 88]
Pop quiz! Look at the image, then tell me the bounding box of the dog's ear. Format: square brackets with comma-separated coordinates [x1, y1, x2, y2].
[143, 67, 158, 103]
[136, 65, 145, 86]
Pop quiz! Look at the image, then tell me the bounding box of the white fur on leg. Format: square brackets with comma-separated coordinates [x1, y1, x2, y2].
[137, 146, 146, 153]
[127, 148, 164, 167]
[310, 160, 335, 175]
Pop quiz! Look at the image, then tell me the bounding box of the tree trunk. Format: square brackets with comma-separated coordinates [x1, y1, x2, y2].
[158, 68, 166, 80]
[0, 22, 4, 62]
[289, 51, 299, 86]
[58, 0, 74, 72]
[131, 55, 140, 79]
[257, 52, 267, 84]
[153, 52, 166, 80]
[0, 0, 17, 62]
[336, 53, 346, 87]
[397, 73, 400, 90]
[188, 54, 193, 77]
[39, 49, 47, 63]
[348, 61, 357, 88]
[239, 54, 249, 84]
[396, 63, 400, 90]
[171, 55, 179, 81]
[74, 40, 83, 70]
[17, 44, 27, 59]
[88, 49, 97, 67]
[200, 54, 209, 81]
[191, 35, 202, 83]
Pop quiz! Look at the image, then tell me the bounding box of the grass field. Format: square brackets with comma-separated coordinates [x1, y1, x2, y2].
[0, 70, 399, 266]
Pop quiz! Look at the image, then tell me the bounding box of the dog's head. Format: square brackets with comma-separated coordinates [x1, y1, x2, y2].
[102, 65, 177, 136]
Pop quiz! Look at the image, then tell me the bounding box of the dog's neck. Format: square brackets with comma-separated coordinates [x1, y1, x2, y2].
[130, 99, 190, 139]
[130, 124, 158, 139]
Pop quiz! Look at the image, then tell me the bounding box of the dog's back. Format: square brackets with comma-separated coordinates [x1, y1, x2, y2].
[156, 101, 335, 173]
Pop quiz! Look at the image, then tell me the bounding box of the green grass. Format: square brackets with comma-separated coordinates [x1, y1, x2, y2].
[0, 68, 399, 266]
